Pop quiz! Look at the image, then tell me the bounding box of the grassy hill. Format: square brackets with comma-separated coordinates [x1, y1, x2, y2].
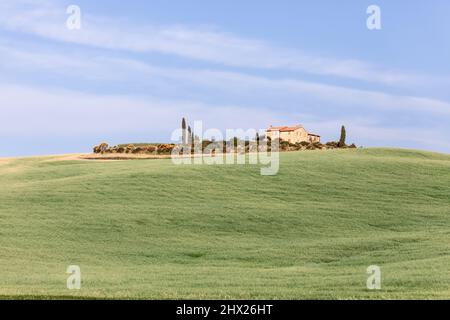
[0, 148, 449, 299]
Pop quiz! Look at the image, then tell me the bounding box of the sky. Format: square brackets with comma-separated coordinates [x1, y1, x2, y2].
[1, 0, 450, 156]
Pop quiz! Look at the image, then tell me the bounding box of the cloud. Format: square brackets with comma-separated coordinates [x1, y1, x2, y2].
[1, 84, 449, 154]
[0, 84, 284, 135]
[301, 119, 450, 153]
[2, 43, 450, 117]
[0, 0, 449, 154]
[0, 0, 427, 87]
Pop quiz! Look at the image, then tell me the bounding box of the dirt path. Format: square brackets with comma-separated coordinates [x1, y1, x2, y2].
[3, 151, 281, 163]
[0, 159, 11, 166]
[77, 153, 173, 160]
[45, 153, 175, 161]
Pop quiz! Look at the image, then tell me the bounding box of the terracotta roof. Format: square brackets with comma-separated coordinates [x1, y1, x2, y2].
[266, 125, 303, 132]
[266, 126, 285, 131]
[267, 125, 321, 137]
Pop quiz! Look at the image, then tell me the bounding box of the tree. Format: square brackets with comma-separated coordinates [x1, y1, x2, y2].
[181, 117, 187, 145]
[339, 125, 346, 147]
[188, 126, 192, 144]
[256, 132, 260, 145]
[232, 137, 239, 147]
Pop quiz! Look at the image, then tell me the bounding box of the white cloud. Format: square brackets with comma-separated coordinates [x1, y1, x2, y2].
[1, 84, 449, 153]
[0, 84, 283, 135]
[301, 119, 450, 152]
[0, 0, 427, 86]
[0, 0, 449, 154]
[2, 43, 450, 117]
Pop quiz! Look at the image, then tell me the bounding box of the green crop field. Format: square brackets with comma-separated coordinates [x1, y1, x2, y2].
[0, 148, 449, 299]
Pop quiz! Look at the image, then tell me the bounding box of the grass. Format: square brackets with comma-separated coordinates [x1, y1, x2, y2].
[0, 148, 449, 299]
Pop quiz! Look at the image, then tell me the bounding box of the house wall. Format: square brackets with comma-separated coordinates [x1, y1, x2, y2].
[308, 135, 320, 143]
[279, 131, 292, 142]
[266, 127, 313, 144]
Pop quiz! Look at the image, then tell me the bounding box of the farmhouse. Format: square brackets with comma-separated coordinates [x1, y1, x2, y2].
[265, 125, 321, 144]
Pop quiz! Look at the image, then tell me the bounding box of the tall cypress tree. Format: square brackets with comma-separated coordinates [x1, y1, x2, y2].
[188, 126, 192, 145]
[339, 125, 346, 147]
[181, 117, 187, 145]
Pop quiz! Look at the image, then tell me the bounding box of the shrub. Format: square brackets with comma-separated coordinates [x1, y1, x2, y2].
[325, 141, 339, 149]
[300, 141, 310, 147]
[109, 147, 118, 154]
[248, 143, 258, 153]
[132, 147, 144, 154]
[157, 144, 175, 154]
[125, 144, 135, 153]
[145, 146, 157, 153]
[201, 140, 211, 151]
[93, 142, 109, 154]
[313, 142, 324, 149]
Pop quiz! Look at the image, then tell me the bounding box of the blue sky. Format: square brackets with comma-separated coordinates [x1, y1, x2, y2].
[1, 0, 450, 156]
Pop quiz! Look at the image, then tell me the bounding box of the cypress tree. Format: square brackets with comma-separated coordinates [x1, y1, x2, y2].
[181, 118, 187, 145]
[188, 126, 192, 145]
[339, 125, 346, 147]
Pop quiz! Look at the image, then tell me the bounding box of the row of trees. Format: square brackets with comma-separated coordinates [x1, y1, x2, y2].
[92, 121, 350, 155]
[182, 117, 348, 147]
[181, 117, 196, 146]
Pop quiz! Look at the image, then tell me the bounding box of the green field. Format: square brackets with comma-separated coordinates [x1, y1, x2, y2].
[0, 148, 449, 299]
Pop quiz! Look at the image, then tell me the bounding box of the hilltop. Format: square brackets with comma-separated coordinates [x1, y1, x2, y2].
[0, 148, 449, 299]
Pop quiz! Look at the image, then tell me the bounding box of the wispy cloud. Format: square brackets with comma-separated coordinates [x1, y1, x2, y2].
[0, 84, 283, 135]
[1, 84, 448, 154]
[0, 0, 427, 87]
[2, 43, 450, 117]
[0, 0, 449, 155]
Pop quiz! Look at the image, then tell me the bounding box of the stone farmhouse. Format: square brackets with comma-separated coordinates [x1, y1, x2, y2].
[265, 125, 321, 144]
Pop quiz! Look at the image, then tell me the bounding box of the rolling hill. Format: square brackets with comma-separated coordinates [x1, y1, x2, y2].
[0, 148, 449, 299]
